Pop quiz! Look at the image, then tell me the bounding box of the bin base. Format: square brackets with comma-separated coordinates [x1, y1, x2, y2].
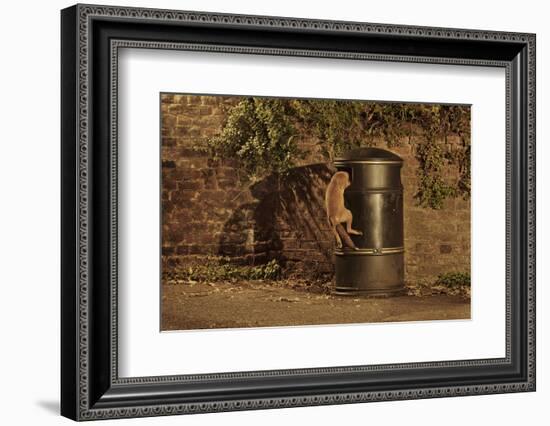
[334, 251, 405, 297]
[333, 285, 406, 297]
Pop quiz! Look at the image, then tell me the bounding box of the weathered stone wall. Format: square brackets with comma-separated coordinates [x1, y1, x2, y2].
[161, 94, 470, 283]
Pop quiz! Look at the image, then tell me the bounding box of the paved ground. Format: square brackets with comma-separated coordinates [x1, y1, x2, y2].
[161, 280, 470, 331]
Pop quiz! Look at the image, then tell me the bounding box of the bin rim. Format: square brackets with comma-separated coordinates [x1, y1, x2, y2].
[335, 147, 403, 163]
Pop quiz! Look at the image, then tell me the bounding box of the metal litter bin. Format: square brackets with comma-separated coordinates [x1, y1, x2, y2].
[333, 147, 405, 296]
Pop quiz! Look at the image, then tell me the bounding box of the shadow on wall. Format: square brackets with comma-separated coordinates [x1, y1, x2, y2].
[218, 163, 335, 278]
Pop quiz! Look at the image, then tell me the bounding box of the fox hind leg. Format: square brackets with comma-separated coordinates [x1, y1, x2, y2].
[344, 210, 362, 235]
[329, 217, 343, 248]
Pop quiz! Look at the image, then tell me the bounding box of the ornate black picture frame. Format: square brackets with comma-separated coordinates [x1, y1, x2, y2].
[61, 4, 536, 421]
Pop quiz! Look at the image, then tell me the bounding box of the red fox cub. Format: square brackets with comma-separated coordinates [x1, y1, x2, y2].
[325, 171, 362, 249]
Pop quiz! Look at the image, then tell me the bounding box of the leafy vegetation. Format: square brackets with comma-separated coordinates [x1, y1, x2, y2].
[435, 271, 471, 288]
[407, 271, 471, 298]
[206, 98, 470, 209]
[164, 256, 281, 283]
[207, 98, 302, 183]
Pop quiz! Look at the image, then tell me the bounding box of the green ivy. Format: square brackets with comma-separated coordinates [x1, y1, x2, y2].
[207, 98, 302, 182]
[206, 98, 470, 208]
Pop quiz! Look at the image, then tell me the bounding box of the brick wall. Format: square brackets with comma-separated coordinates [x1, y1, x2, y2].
[161, 94, 470, 283]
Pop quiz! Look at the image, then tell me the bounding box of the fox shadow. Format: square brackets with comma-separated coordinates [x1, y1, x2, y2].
[218, 163, 335, 277]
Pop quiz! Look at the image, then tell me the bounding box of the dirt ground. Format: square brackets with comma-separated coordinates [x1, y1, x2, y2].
[161, 280, 470, 331]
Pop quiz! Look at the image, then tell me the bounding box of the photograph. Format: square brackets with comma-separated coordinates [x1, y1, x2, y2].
[160, 94, 472, 331]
